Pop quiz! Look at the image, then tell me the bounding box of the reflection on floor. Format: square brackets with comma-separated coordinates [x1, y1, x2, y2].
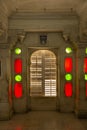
[0, 111, 87, 130]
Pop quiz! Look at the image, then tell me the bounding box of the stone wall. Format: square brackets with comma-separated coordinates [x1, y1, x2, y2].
[0, 0, 16, 43]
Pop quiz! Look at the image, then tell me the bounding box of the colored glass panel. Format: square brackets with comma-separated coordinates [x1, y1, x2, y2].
[86, 48, 87, 54]
[65, 47, 72, 54]
[15, 48, 21, 55]
[14, 83, 22, 98]
[15, 75, 22, 82]
[14, 59, 22, 73]
[85, 74, 87, 80]
[84, 58, 87, 73]
[64, 83, 73, 97]
[65, 58, 73, 72]
[65, 74, 72, 81]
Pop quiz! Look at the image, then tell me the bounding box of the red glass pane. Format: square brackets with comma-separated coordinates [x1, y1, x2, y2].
[64, 83, 73, 97]
[84, 58, 87, 73]
[14, 83, 22, 98]
[14, 59, 22, 73]
[86, 82, 87, 96]
[65, 58, 73, 72]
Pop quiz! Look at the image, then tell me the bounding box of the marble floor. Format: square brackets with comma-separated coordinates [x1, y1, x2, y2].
[0, 111, 87, 130]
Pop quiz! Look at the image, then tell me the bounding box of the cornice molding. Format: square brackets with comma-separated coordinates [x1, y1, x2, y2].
[9, 11, 78, 20]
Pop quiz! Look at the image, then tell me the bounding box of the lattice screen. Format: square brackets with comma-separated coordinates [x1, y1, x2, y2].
[30, 50, 56, 97]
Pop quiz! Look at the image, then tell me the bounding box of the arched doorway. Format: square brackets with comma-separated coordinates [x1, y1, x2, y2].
[29, 50, 57, 110]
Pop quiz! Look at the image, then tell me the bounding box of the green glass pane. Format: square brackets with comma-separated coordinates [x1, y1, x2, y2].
[65, 74, 72, 81]
[86, 48, 87, 54]
[15, 48, 21, 55]
[15, 75, 22, 82]
[85, 74, 87, 80]
[65, 47, 72, 54]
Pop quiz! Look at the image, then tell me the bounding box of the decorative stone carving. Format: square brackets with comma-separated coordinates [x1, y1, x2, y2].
[8, 29, 26, 50]
[17, 33, 25, 43]
[62, 33, 70, 42]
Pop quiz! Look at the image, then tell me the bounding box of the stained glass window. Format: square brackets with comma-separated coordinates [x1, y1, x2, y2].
[15, 75, 22, 82]
[85, 74, 87, 80]
[64, 83, 72, 97]
[14, 83, 22, 98]
[14, 59, 22, 73]
[65, 47, 72, 54]
[84, 58, 87, 73]
[15, 48, 21, 55]
[86, 48, 87, 54]
[65, 74, 72, 81]
[65, 58, 72, 72]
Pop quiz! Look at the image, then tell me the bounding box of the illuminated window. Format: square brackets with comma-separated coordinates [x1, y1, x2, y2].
[15, 75, 22, 82]
[64, 83, 72, 97]
[14, 59, 22, 73]
[84, 58, 87, 73]
[15, 48, 21, 55]
[65, 47, 72, 54]
[65, 58, 72, 72]
[14, 83, 22, 98]
[65, 74, 72, 81]
[30, 50, 56, 97]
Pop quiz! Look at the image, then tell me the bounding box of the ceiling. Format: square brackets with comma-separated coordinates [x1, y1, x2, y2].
[0, 0, 87, 43]
[15, 0, 86, 13]
[14, 0, 87, 41]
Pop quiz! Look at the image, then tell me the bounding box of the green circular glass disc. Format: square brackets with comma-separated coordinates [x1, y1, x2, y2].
[86, 48, 87, 54]
[65, 47, 72, 54]
[85, 74, 87, 80]
[15, 75, 22, 82]
[65, 74, 72, 81]
[15, 48, 21, 55]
